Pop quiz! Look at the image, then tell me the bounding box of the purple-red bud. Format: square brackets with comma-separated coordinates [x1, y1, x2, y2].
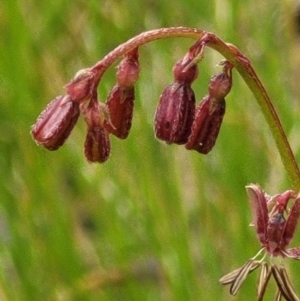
[185, 64, 232, 154]
[83, 100, 111, 163]
[172, 59, 199, 85]
[209, 62, 233, 100]
[208, 72, 232, 100]
[154, 83, 195, 144]
[185, 96, 225, 154]
[84, 127, 110, 163]
[65, 68, 94, 102]
[104, 85, 135, 139]
[116, 48, 140, 87]
[31, 95, 80, 150]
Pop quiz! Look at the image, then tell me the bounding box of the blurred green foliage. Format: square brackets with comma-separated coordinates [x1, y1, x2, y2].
[1, 0, 300, 300]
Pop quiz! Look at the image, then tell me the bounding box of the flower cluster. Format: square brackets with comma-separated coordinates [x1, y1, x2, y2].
[30, 27, 300, 301]
[31, 37, 232, 163]
[31, 48, 140, 163]
[220, 184, 300, 301]
[154, 43, 232, 154]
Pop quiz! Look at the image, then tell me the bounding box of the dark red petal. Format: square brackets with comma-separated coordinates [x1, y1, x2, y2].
[185, 96, 225, 154]
[154, 83, 195, 144]
[285, 247, 300, 259]
[31, 95, 80, 150]
[282, 196, 300, 248]
[245, 184, 269, 247]
[266, 212, 286, 255]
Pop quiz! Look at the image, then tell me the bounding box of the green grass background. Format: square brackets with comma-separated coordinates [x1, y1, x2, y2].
[1, 0, 300, 300]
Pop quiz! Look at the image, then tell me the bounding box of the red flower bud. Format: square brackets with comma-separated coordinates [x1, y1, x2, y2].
[116, 48, 140, 87]
[31, 95, 80, 150]
[208, 71, 232, 100]
[154, 82, 195, 144]
[208, 61, 233, 100]
[104, 85, 135, 139]
[172, 59, 199, 85]
[185, 96, 225, 154]
[65, 68, 94, 102]
[84, 127, 110, 163]
[83, 99, 111, 163]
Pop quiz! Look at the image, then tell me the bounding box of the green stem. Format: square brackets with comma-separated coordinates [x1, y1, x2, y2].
[206, 36, 300, 190]
[90, 27, 300, 190]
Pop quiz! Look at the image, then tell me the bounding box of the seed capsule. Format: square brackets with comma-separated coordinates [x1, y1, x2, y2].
[185, 96, 225, 153]
[31, 95, 80, 150]
[267, 213, 286, 254]
[104, 85, 134, 139]
[154, 82, 195, 144]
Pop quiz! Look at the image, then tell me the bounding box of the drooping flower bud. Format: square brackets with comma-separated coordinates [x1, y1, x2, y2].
[116, 48, 140, 87]
[104, 85, 134, 139]
[172, 59, 199, 85]
[185, 62, 233, 154]
[154, 82, 195, 144]
[104, 48, 139, 139]
[185, 96, 225, 153]
[154, 58, 198, 145]
[31, 95, 80, 150]
[65, 68, 95, 103]
[208, 69, 232, 100]
[83, 99, 110, 163]
[84, 127, 110, 163]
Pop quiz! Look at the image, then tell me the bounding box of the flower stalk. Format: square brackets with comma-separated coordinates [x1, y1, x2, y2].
[88, 27, 300, 189]
[31, 26, 300, 188]
[31, 25, 300, 301]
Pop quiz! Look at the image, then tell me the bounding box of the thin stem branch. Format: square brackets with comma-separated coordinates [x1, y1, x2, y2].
[90, 27, 300, 189]
[91, 27, 206, 82]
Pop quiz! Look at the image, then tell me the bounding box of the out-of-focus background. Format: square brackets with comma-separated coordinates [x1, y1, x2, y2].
[1, 1, 300, 300]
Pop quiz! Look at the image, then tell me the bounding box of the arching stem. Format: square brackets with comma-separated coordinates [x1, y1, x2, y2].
[90, 27, 300, 189]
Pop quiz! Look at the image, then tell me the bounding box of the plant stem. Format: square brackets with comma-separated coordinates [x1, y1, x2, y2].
[90, 27, 300, 190]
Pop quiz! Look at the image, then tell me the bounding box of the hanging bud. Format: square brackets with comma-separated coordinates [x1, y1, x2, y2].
[116, 48, 140, 87]
[208, 66, 232, 100]
[104, 48, 139, 139]
[185, 62, 233, 154]
[83, 99, 110, 163]
[31, 95, 80, 150]
[104, 85, 134, 139]
[154, 57, 198, 145]
[84, 127, 110, 163]
[65, 68, 95, 102]
[172, 59, 199, 85]
[185, 96, 225, 153]
[154, 82, 195, 144]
